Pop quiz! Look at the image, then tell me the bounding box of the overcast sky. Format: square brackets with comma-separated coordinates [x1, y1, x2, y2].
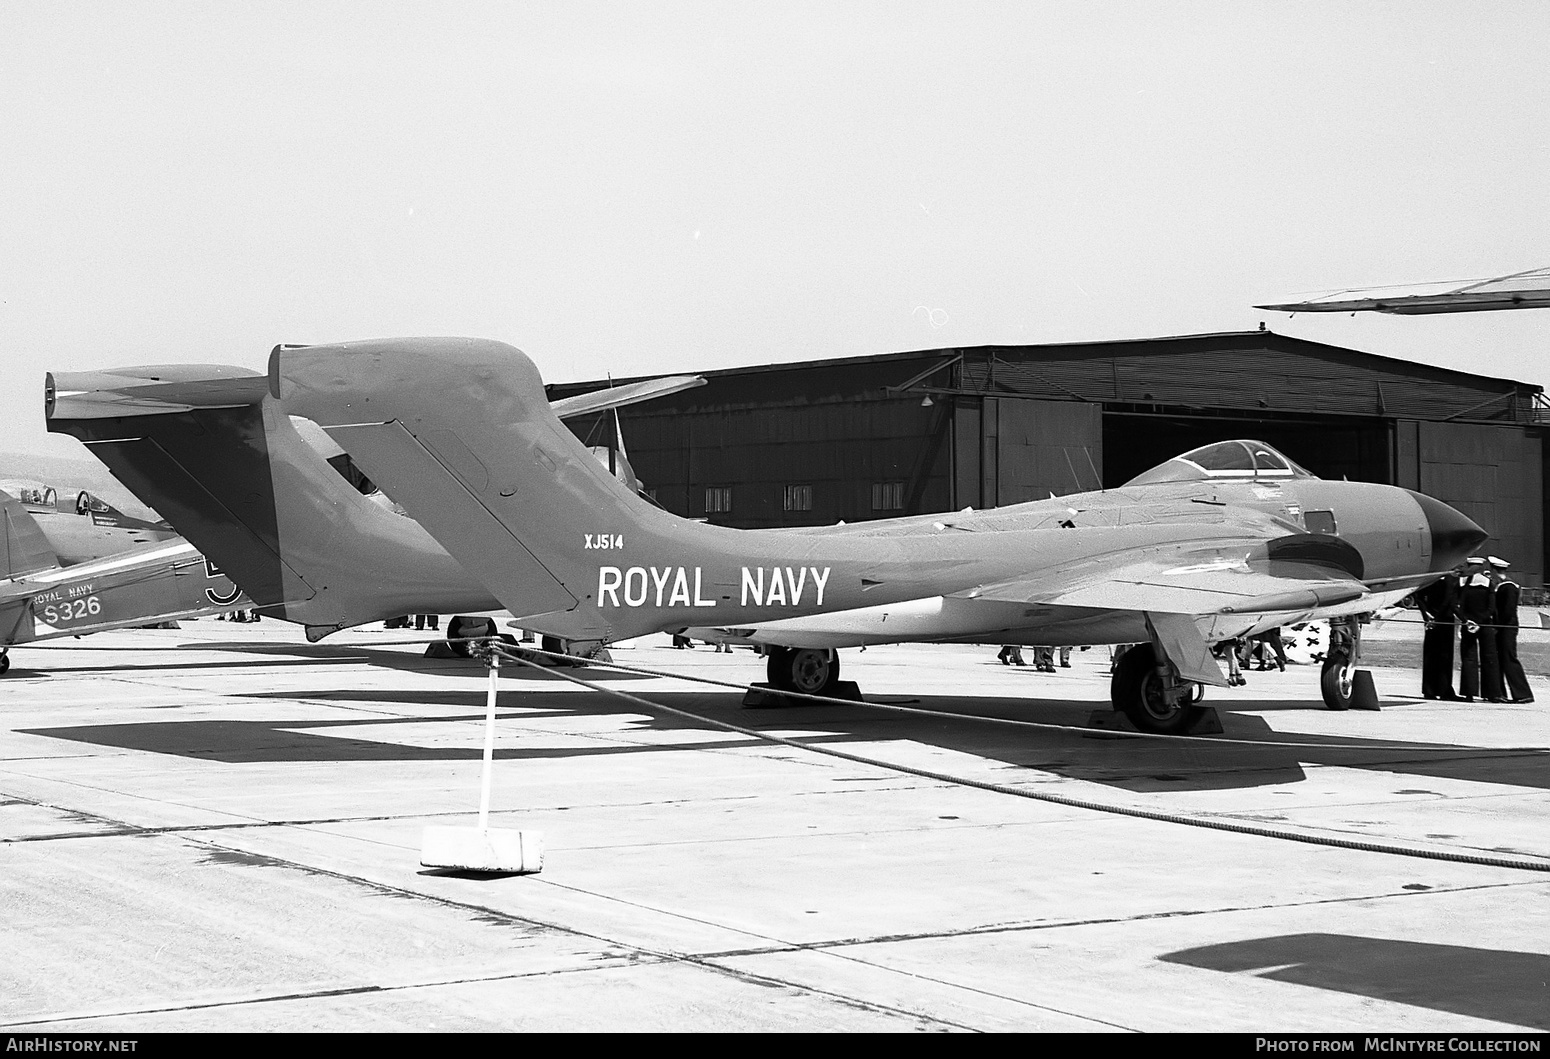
[3, 1, 1548, 459]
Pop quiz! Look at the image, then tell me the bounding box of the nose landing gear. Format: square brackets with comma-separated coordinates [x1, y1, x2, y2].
[1320, 616, 1372, 710]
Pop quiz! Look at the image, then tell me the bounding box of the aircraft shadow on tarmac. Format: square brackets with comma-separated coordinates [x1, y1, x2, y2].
[18, 683, 1548, 797]
[200, 641, 667, 684]
[1160, 933, 1549, 1030]
[6, 642, 655, 682]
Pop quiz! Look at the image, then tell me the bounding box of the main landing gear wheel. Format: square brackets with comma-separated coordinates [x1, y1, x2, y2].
[0, 650, 9, 675]
[767, 647, 840, 696]
[1320, 649, 1355, 711]
[1110, 642, 1204, 735]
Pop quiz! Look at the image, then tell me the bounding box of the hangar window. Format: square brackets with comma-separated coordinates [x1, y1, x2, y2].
[872, 482, 904, 511]
[704, 486, 733, 514]
[784, 484, 813, 512]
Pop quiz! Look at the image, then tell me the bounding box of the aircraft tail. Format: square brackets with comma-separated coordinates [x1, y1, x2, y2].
[0, 490, 61, 581]
[46, 362, 496, 635]
[272, 338, 698, 640]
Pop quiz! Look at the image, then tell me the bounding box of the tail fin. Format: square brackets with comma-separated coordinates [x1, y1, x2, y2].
[0, 491, 61, 580]
[46, 362, 497, 635]
[272, 338, 711, 641]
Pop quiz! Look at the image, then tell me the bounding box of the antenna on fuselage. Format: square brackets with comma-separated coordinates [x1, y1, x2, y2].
[1083, 447, 1103, 491]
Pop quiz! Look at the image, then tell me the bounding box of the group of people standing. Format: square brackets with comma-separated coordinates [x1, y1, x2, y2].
[1415, 556, 1533, 704]
[383, 614, 439, 630]
[998, 645, 1072, 671]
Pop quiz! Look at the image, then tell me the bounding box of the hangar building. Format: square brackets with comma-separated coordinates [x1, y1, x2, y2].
[553, 330, 1548, 586]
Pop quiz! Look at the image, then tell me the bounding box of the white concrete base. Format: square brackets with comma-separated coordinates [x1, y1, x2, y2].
[420, 826, 544, 874]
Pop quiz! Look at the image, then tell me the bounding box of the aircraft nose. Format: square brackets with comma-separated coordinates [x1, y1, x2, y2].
[1406, 490, 1489, 571]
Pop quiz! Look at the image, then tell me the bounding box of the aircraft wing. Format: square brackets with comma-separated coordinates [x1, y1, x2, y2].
[549, 375, 706, 419]
[961, 543, 1369, 615]
[1256, 266, 1550, 315]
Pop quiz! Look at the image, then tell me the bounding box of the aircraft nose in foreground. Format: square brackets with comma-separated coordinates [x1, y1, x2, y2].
[1406, 490, 1489, 570]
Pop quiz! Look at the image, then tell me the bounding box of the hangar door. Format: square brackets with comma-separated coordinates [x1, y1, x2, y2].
[1397, 420, 1543, 585]
[966, 397, 1103, 507]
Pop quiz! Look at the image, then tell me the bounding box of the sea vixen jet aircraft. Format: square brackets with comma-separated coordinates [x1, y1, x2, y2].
[45, 363, 704, 644]
[266, 337, 1489, 734]
[0, 490, 248, 674]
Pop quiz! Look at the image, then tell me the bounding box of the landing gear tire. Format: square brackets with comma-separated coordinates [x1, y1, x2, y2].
[444, 616, 518, 658]
[1110, 642, 1203, 735]
[0, 650, 9, 675]
[446, 616, 494, 657]
[1320, 650, 1355, 711]
[767, 647, 840, 696]
[541, 635, 590, 667]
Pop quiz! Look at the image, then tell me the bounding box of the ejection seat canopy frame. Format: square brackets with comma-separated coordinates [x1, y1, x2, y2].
[1123, 440, 1315, 487]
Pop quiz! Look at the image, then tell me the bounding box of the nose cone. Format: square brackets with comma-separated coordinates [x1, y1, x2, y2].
[1406, 490, 1489, 571]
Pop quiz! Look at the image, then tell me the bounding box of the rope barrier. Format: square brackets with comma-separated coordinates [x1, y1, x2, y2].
[12, 634, 1549, 754]
[480, 641, 1550, 875]
[500, 642, 1550, 754]
[7, 626, 1545, 871]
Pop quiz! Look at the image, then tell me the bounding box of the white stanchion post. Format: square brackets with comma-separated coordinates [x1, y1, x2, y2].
[478, 654, 498, 828]
[419, 641, 544, 874]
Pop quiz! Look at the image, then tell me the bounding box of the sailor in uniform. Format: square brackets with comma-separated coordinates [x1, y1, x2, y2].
[1414, 567, 1461, 700]
[1490, 556, 1534, 703]
[1457, 557, 1503, 702]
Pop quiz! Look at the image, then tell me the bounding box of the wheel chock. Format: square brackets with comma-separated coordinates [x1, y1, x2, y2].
[1084, 708, 1224, 737]
[1351, 670, 1381, 711]
[420, 826, 543, 874]
[741, 681, 865, 708]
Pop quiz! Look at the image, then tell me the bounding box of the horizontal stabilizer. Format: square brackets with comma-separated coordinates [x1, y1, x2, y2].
[550, 375, 706, 419]
[48, 366, 269, 420]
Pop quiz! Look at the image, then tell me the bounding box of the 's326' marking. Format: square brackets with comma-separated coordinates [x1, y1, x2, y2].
[38, 596, 102, 624]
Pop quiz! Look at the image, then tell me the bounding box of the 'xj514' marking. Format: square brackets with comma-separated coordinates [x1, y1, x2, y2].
[595, 565, 832, 608]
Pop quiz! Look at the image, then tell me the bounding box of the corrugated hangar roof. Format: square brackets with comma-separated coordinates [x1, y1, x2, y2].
[551, 330, 1544, 426]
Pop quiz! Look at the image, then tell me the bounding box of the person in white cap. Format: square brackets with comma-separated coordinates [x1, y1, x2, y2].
[1457, 557, 1503, 702]
[1490, 557, 1534, 703]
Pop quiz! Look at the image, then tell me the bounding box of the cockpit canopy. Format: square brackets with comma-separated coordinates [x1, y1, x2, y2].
[0, 480, 57, 508]
[1123, 440, 1316, 486]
